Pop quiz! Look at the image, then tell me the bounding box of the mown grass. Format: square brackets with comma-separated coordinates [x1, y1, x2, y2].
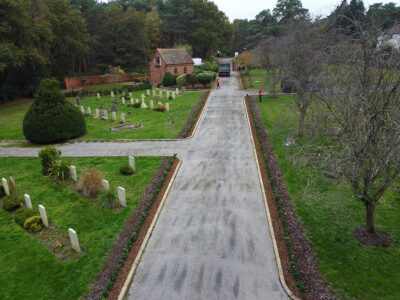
[258, 95, 400, 300]
[0, 156, 162, 299]
[0, 90, 202, 140]
[241, 68, 281, 91]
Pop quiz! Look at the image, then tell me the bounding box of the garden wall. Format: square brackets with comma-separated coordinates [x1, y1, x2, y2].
[64, 74, 148, 90]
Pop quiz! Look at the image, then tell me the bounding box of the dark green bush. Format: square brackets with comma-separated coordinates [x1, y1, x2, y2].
[198, 73, 215, 86]
[23, 215, 43, 232]
[162, 72, 175, 87]
[14, 208, 37, 227]
[48, 159, 70, 181]
[186, 73, 198, 87]
[132, 102, 141, 108]
[23, 78, 86, 144]
[39, 146, 61, 175]
[97, 190, 120, 209]
[0, 186, 5, 199]
[131, 72, 140, 83]
[119, 164, 134, 175]
[3, 196, 21, 211]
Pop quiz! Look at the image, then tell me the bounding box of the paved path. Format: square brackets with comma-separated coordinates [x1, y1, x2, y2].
[0, 72, 289, 299]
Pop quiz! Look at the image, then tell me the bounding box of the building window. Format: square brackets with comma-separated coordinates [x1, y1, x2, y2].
[184, 67, 187, 74]
[174, 67, 178, 74]
[154, 57, 161, 67]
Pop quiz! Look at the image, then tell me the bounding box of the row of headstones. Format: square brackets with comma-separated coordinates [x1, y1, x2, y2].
[1, 178, 81, 252]
[98, 88, 179, 100]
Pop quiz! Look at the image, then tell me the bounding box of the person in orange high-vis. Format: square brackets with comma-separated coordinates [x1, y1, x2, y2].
[217, 77, 221, 89]
[258, 88, 263, 103]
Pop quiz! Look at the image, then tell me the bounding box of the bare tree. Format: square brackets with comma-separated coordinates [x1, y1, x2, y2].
[279, 22, 327, 137]
[319, 20, 400, 241]
[254, 36, 284, 98]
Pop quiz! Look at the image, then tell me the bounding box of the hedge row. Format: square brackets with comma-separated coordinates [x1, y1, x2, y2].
[247, 96, 306, 293]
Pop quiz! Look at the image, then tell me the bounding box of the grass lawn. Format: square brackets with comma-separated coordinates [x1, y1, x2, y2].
[241, 69, 281, 91]
[0, 156, 162, 299]
[258, 95, 400, 299]
[0, 90, 202, 140]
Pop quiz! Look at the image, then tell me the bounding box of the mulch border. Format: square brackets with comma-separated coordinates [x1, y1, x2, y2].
[246, 95, 337, 300]
[86, 156, 179, 300]
[178, 90, 210, 138]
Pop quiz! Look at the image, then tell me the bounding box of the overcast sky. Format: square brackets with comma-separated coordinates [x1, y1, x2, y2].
[212, 0, 400, 21]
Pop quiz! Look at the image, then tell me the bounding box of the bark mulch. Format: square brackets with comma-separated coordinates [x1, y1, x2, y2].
[246, 95, 337, 300]
[86, 157, 179, 300]
[178, 90, 210, 138]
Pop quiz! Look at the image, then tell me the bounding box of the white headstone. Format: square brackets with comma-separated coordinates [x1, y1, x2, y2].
[141, 94, 145, 101]
[118, 187, 126, 207]
[172, 92, 176, 100]
[1, 178, 9, 196]
[102, 179, 109, 190]
[38, 205, 48, 227]
[176, 88, 179, 95]
[158, 101, 161, 105]
[140, 101, 148, 109]
[130, 98, 134, 105]
[159, 90, 162, 98]
[150, 100, 154, 109]
[24, 194, 32, 209]
[95, 108, 99, 118]
[111, 91, 114, 98]
[87, 107, 91, 115]
[104, 110, 108, 120]
[112, 111, 116, 121]
[147, 89, 150, 96]
[122, 97, 125, 105]
[97, 93, 100, 100]
[70, 166, 77, 182]
[129, 156, 136, 172]
[121, 113, 125, 123]
[167, 91, 170, 98]
[166, 103, 170, 112]
[80, 106, 85, 114]
[136, 99, 139, 103]
[152, 90, 155, 97]
[68, 228, 81, 252]
[129, 92, 132, 97]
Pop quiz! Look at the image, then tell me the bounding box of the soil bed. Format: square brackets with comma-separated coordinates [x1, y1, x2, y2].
[354, 226, 392, 247]
[86, 157, 179, 300]
[246, 95, 337, 300]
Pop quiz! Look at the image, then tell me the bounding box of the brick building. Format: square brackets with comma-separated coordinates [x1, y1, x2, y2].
[150, 48, 194, 85]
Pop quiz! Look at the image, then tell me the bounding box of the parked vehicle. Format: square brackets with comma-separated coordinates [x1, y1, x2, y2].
[218, 63, 231, 77]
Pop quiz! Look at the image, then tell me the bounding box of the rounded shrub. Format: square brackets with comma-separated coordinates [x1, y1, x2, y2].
[3, 196, 21, 211]
[162, 72, 175, 87]
[39, 146, 61, 175]
[198, 73, 215, 86]
[186, 73, 198, 87]
[23, 215, 43, 232]
[119, 164, 134, 175]
[23, 78, 86, 144]
[14, 208, 37, 227]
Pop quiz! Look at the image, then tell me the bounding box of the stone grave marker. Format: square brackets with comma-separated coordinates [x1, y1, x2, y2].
[129, 156, 136, 172]
[122, 91, 125, 97]
[95, 108, 100, 118]
[39, 205, 49, 227]
[159, 90, 162, 98]
[102, 179, 109, 190]
[111, 91, 114, 98]
[97, 93, 100, 100]
[80, 106, 85, 114]
[104, 110, 108, 120]
[176, 87, 179, 95]
[172, 92, 176, 100]
[70, 166, 77, 182]
[121, 113, 126, 123]
[166, 103, 170, 112]
[118, 187, 126, 207]
[122, 97, 125, 105]
[87, 107, 91, 115]
[9, 177, 19, 199]
[76, 97, 81, 106]
[24, 194, 32, 209]
[1, 178, 9, 195]
[167, 91, 170, 98]
[112, 111, 117, 121]
[150, 100, 154, 109]
[136, 99, 139, 103]
[129, 92, 132, 98]
[147, 89, 150, 96]
[68, 228, 81, 252]
[130, 98, 134, 105]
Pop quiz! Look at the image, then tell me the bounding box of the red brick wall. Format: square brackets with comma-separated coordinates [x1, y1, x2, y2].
[64, 74, 133, 90]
